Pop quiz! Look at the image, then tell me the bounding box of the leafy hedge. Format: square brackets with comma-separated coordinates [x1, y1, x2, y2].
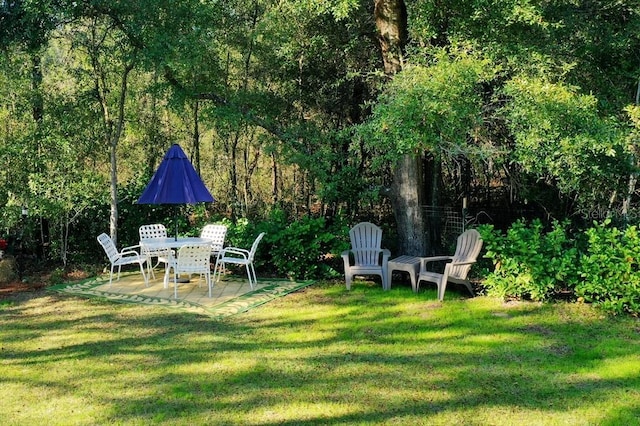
[576, 220, 640, 315]
[479, 219, 640, 315]
[222, 211, 350, 281]
[478, 220, 578, 302]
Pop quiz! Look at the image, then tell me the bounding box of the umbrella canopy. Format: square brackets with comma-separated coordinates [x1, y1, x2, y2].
[138, 144, 214, 239]
[138, 144, 214, 204]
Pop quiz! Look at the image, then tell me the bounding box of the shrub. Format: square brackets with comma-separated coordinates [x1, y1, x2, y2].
[576, 220, 640, 315]
[224, 212, 349, 280]
[479, 220, 579, 301]
[48, 267, 66, 286]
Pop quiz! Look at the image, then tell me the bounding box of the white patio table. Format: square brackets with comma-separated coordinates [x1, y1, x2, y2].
[140, 237, 213, 286]
[140, 236, 212, 251]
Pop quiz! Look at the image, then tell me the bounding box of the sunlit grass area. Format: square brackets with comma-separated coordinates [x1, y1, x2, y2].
[1, 281, 639, 425]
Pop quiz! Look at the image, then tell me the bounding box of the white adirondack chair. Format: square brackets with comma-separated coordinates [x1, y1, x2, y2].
[417, 229, 483, 301]
[200, 224, 228, 257]
[341, 222, 391, 290]
[97, 233, 148, 287]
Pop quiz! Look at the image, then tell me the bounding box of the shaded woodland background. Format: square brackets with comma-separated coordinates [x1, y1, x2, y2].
[2, 0, 640, 281]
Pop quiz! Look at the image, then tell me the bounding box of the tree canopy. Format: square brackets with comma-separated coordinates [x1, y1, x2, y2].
[2, 0, 640, 262]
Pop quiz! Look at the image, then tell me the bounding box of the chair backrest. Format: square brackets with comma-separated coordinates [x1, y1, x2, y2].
[139, 224, 170, 256]
[176, 244, 212, 273]
[97, 233, 120, 262]
[449, 229, 483, 279]
[349, 222, 383, 266]
[139, 224, 168, 240]
[200, 224, 228, 253]
[248, 232, 266, 261]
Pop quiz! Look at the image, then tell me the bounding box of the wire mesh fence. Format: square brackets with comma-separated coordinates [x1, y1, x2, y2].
[423, 203, 542, 249]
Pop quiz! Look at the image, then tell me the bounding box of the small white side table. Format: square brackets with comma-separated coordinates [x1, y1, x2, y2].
[387, 255, 422, 292]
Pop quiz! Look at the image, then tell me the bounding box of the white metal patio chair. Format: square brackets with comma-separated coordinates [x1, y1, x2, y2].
[164, 243, 212, 299]
[212, 232, 265, 292]
[200, 224, 228, 257]
[139, 224, 172, 279]
[417, 229, 483, 301]
[97, 233, 148, 287]
[341, 222, 391, 290]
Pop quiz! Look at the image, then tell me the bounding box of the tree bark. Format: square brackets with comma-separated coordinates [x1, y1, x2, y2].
[108, 61, 134, 246]
[389, 154, 428, 254]
[374, 0, 429, 255]
[374, 0, 407, 75]
[192, 100, 201, 175]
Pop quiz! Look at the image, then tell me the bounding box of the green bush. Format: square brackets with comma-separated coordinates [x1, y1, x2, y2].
[266, 217, 347, 280]
[576, 220, 640, 315]
[224, 211, 349, 280]
[479, 220, 579, 301]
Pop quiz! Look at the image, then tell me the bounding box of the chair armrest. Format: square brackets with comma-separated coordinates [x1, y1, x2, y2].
[449, 260, 477, 267]
[420, 255, 453, 272]
[220, 247, 249, 259]
[421, 255, 453, 262]
[120, 245, 142, 256]
[382, 249, 391, 262]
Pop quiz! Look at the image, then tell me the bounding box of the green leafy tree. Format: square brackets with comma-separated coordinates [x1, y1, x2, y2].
[361, 47, 497, 252]
[502, 76, 631, 209]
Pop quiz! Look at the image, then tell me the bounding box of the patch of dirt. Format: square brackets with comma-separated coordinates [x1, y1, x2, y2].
[0, 268, 90, 299]
[0, 277, 48, 299]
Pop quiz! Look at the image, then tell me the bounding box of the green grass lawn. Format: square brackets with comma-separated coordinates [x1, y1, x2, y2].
[1, 280, 639, 425]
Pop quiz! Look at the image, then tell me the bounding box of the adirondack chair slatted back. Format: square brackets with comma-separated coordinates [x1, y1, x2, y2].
[449, 229, 483, 279]
[349, 222, 383, 266]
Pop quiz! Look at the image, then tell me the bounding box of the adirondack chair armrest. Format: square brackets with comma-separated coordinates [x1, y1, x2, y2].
[420, 255, 453, 272]
[381, 249, 391, 263]
[449, 259, 477, 267]
[341, 250, 351, 269]
[341, 248, 390, 266]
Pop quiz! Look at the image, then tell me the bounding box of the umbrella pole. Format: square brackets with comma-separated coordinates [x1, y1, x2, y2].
[175, 207, 178, 241]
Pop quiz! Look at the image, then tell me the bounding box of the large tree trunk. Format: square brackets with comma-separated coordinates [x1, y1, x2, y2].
[374, 0, 407, 75]
[390, 155, 428, 254]
[374, 0, 429, 255]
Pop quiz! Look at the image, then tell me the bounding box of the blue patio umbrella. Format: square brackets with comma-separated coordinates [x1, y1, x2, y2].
[138, 144, 214, 239]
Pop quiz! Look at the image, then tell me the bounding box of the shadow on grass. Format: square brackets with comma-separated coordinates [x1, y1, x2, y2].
[1, 281, 639, 425]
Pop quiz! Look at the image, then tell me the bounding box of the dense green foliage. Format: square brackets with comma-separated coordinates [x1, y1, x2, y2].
[480, 219, 640, 315]
[2, 1, 640, 314]
[577, 220, 640, 315]
[254, 212, 349, 280]
[479, 220, 579, 302]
